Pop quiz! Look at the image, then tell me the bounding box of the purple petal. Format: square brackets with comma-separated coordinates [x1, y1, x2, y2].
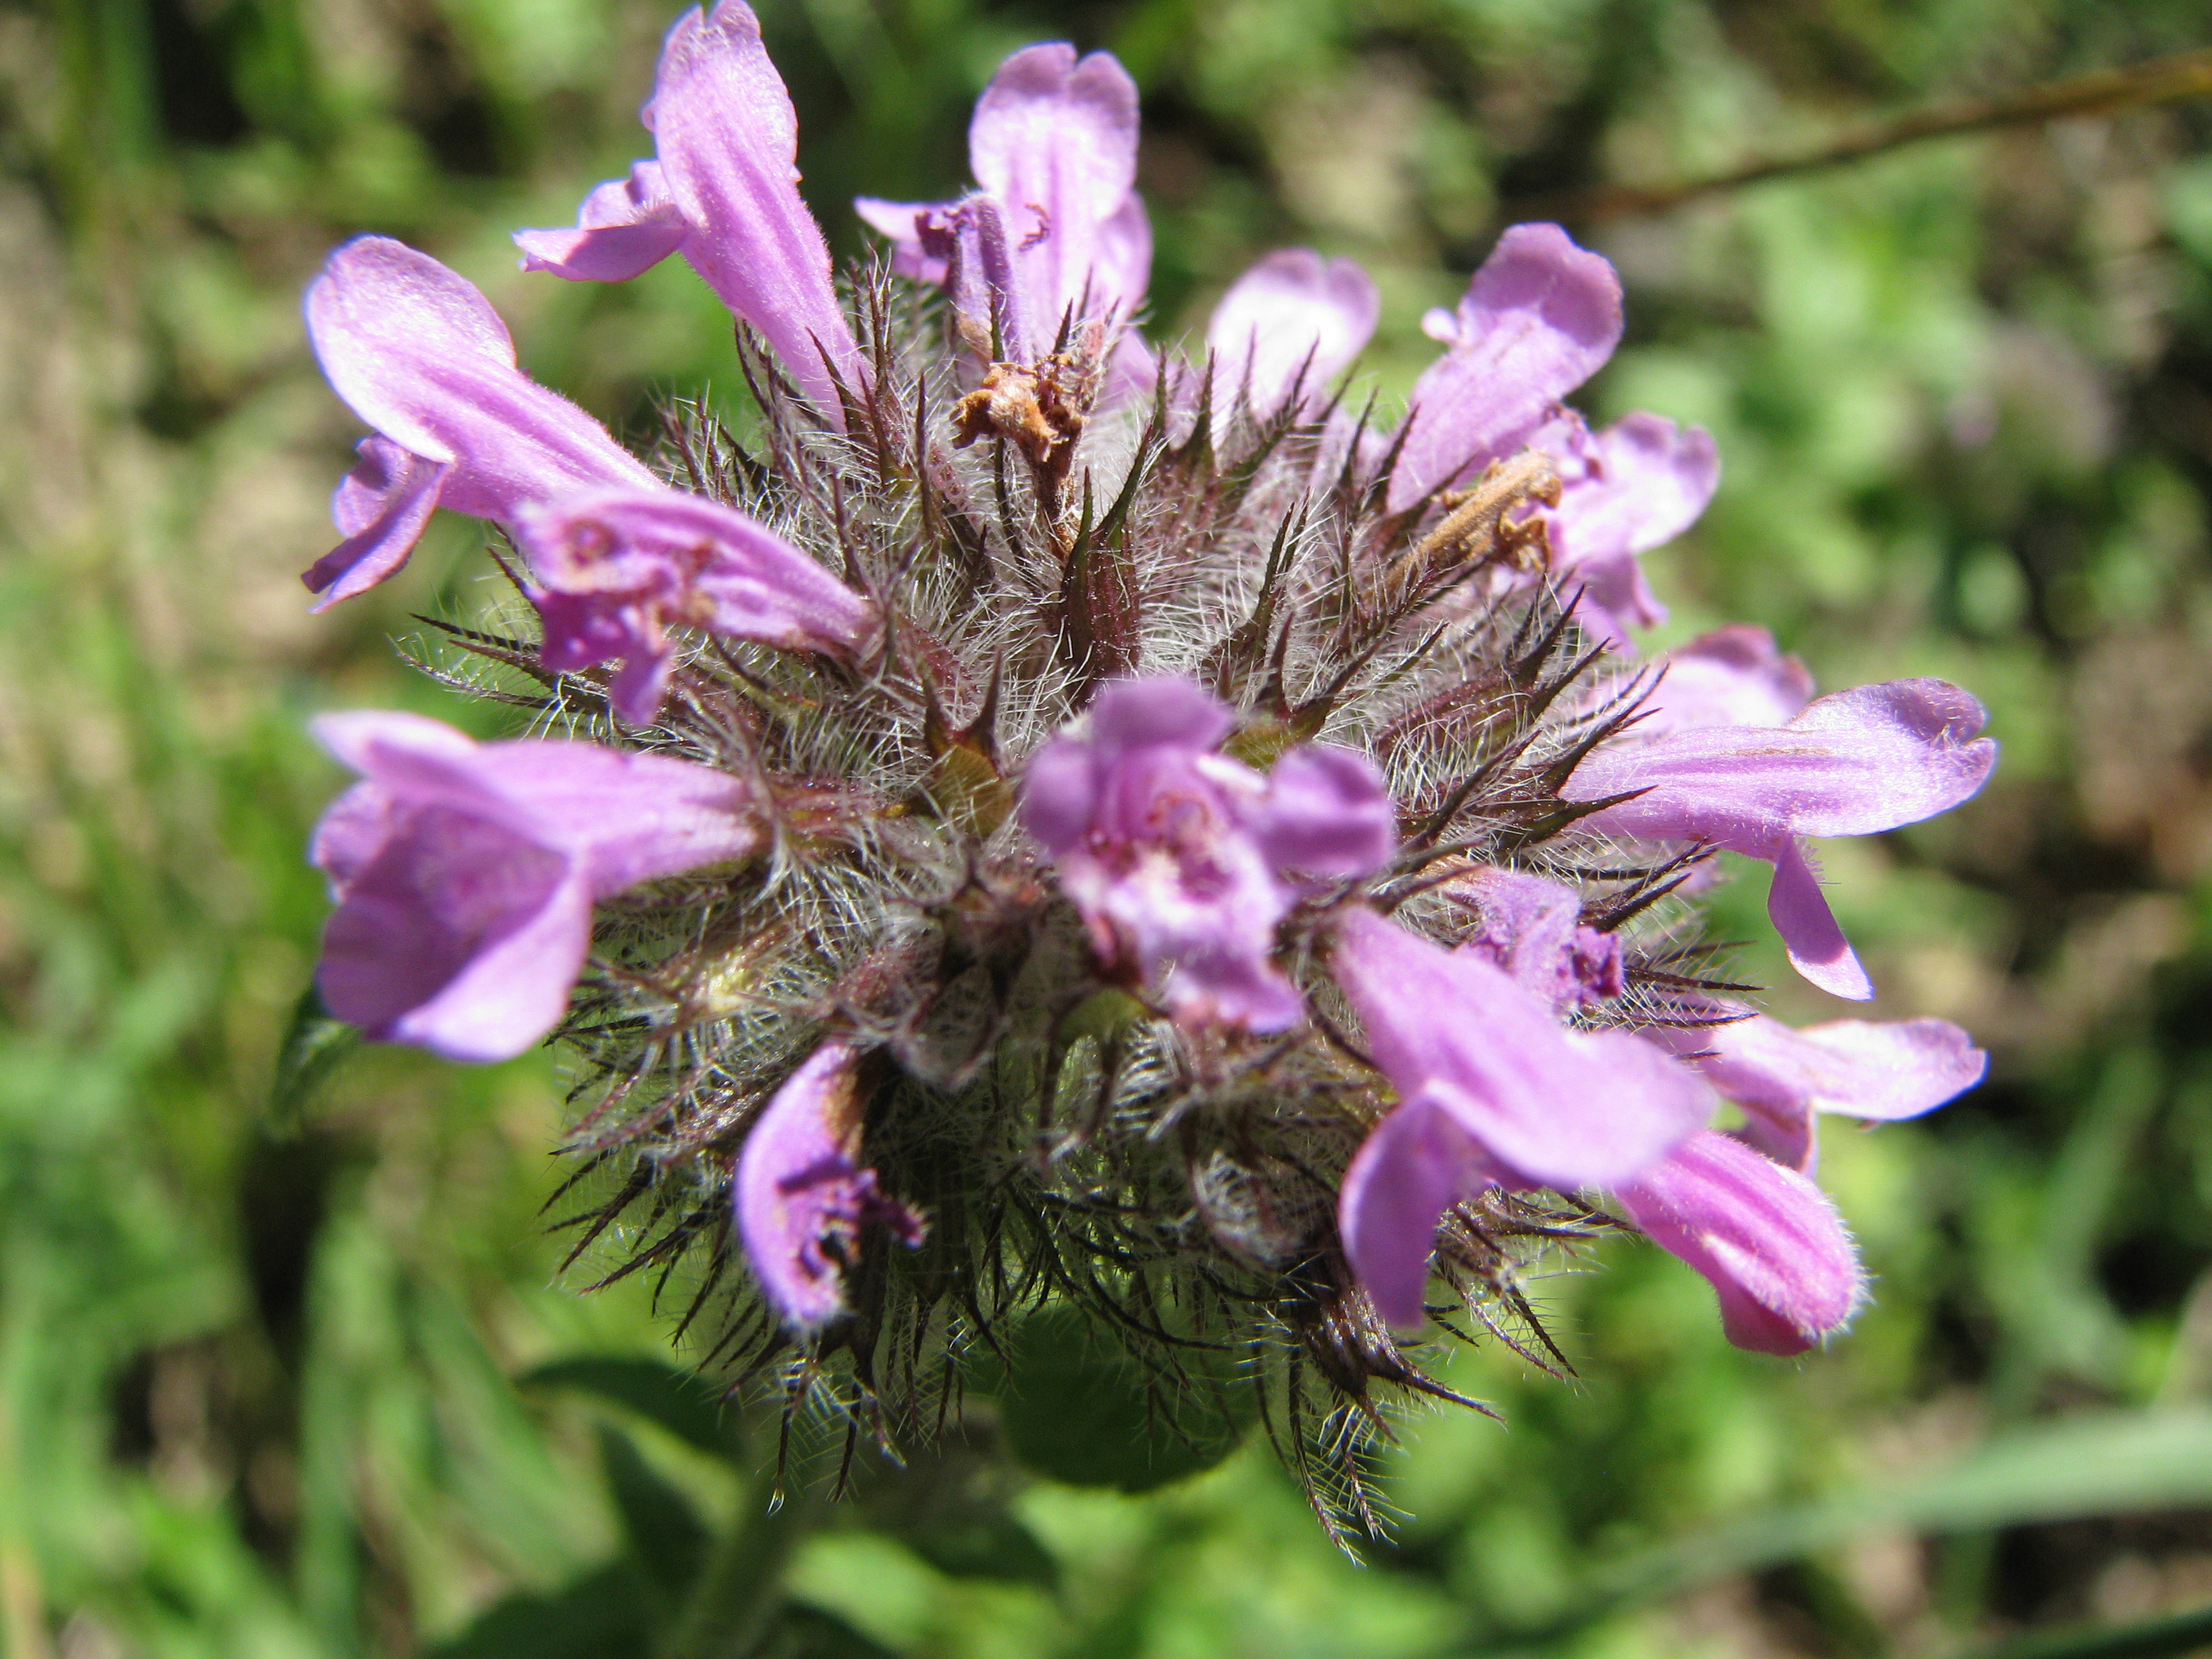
[1088, 192, 1154, 325]
[1206, 249, 1379, 417]
[309, 713, 762, 1060]
[1566, 678, 1998, 854]
[1615, 1129, 1862, 1355]
[314, 710, 762, 897]
[1085, 674, 1237, 754]
[1443, 866, 1623, 1010]
[1250, 744, 1397, 880]
[1391, 224, 1624, 509]
[316, 798, 591, 1062]
[516, 487, 876, 668]
[967, 43, 1142, 340]
[1019, 737, 1103, 855]
[515, 162, 693, 283]
[853, 197, 945, 282]
[1021, 677, 1300, 1032]
[1647, 1010, 1986, 1170]
[304, 237, 656, 600]
[1340, 1097, 1496, 1326]
[1564, 678, 1994, 997]
[304, 438, 452, 609]
[1565, 554, 1668, 647]
[650, 1, 865, 419]
[1769, 838, 1873, 1001]
[1547, 411, 1719, 567]
[1332, 907, 1708, 1189]
[735, 1040, 925, 1332]
[1643, 626, 1816, 735]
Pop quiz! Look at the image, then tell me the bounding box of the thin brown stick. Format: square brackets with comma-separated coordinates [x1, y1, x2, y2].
[1513, 46, 2212, 223]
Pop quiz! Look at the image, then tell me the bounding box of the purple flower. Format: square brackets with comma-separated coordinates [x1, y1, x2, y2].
[1645, 1007, 1986, 1172]
[1019, 676, 1394, 1031]
[1389, 224, 1624, 512]
[1641, 624, 1815, 736]
[514, 489, 878, 725]
[514, 1, 865, 422]
[1332, 905, 1712, 1323]
[1614, 1129, 1863, 1355]
[310, 712, 762, 1061]
[1565, 679, 1999, 1000]
[302, 237, 658, 607]
[856, 45, 1149, 358]
[735, 1040, 925, 1333]
[1441, 865, 1624, 1011]
[1529, 410, 1720, 646]
[1205, 250, 1380, 417]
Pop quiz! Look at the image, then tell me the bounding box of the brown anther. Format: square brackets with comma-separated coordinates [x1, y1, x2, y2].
[1364, 449, 1563, 617]
[951, 353, 1091, 472]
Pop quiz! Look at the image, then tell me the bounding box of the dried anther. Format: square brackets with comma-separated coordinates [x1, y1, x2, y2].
[951, 354, 1091, 471]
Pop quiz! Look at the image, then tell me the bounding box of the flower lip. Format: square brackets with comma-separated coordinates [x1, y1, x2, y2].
[1392, 222, 1625, 510]
[300, 236, 657, 606]
[735, 1040, 926, 1333]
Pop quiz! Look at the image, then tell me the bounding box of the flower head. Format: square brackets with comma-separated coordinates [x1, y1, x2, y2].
[292, 13, 1998, 1535]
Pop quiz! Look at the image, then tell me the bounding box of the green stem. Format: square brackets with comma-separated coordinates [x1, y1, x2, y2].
[661, 1484, 825, 1659]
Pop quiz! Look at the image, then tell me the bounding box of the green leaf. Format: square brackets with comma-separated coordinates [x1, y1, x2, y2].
[991, 1307, 1253, 1493]
[899, 1509, 1059, 1591]
[523, 1354, 743, 1460]
[268, 981, 357, 1130]
[771, 1603, 905, 1659]
[1481, 1410, 2212, 1648]
[419, 1563, 655, 1659]
[597, 1424, 710, 1605]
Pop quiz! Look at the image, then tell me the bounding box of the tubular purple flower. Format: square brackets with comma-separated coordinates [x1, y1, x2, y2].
[1614, 1129, 1864, 1355]
[1332, 905, 1711, 1321]
[735, 1040, 926, 1334]
[856, 44, 1149, 356]
[1019, 676, 1393, 1031]
[1390, 224, 1624, 511]
[302, 237, 658, 607]
[310, 712, 762, 1062]
[1645, 1008, 1986, 1171]
[1206, 250, 1380, 417]
[514, 488, 878, 725]
[1332, 907, 1709, 1191]
[1531, 411, 1721, 644]
[1441, 865, 1624, 1011]
[514, 1, 864, 422]
[1565, 679, 1999, 1000]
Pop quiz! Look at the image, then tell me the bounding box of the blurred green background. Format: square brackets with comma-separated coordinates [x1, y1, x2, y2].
[10, 0, 2212, 1654]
